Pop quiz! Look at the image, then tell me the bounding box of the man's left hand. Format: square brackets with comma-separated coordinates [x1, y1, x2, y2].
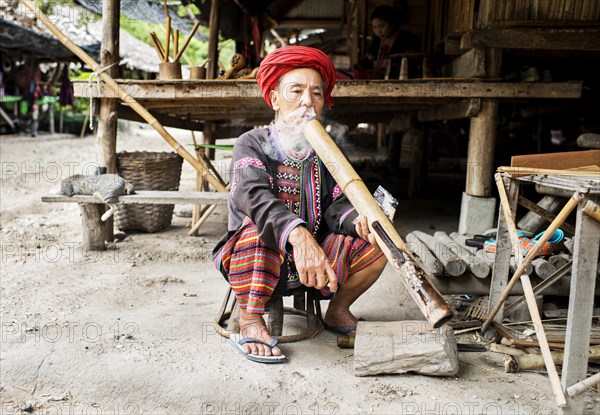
[354, 215, 379, 248]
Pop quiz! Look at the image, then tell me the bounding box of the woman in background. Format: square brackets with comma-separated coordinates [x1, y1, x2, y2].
[363, 4, 420, 79]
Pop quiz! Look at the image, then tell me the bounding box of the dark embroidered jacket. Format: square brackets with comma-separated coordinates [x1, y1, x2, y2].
[213, 126, 358, 257]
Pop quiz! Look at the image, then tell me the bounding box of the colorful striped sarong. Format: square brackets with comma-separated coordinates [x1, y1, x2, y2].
[215, 218, 384, 314]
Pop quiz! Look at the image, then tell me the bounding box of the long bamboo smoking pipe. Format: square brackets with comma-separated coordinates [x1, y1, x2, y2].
[303, 120, 453, 328]
[19, 0, 227, 193]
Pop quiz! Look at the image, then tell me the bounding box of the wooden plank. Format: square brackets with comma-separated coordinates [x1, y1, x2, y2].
[510, 150, 600, 170]
[417, 99, 480, 122]
[42, 191, 229, 205]
[73, 80, 583, 100]
[444, 47, 486, 78]
[560, 200, 600, 414]
[462, 28, 600, 51]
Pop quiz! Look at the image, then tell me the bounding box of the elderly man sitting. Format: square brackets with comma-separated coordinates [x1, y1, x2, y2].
[213, 46, 387, 363]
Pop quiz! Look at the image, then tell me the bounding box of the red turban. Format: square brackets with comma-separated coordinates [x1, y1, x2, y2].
[256, 46, 337, 109]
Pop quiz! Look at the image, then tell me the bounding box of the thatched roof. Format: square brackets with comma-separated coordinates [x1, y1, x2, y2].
[0, 1, 157, 72]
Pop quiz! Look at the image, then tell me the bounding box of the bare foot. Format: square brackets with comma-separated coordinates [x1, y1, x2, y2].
[323, 304, 359, 336]
[238, 309, 283, 357]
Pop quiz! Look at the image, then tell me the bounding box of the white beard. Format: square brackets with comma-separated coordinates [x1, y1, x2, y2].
[275, 106, 317, 161]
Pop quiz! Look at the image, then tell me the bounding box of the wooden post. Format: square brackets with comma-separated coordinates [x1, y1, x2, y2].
[207, 0, 220, 79]
[97, 0, 120, 174]
[466, 2, 501, 197]
[80, 204, 107, 251]
[97, 0, 120, 242]
[204, 121, 216, 161]
[560, 198, 600, 414]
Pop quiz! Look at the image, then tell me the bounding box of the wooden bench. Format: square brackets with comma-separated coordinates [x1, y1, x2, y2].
[42, 191, 228, 250]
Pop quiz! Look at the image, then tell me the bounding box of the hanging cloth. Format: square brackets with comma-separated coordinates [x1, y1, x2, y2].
[59, 66, 74, 107]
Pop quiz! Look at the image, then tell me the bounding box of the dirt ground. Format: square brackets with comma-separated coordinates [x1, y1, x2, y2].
[1, 124, 596, 414]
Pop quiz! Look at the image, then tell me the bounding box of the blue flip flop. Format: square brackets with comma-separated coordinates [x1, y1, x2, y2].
[324, 318, 365, 337]
[325, 325, 357, 336]
[230, 336, 287, 364]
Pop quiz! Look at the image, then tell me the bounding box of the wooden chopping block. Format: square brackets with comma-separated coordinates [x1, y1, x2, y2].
[354, 321, 459, 377]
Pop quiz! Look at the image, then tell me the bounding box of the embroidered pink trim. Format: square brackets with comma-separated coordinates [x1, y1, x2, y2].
[231, 157, 272, 193]
[234, 157, 266, 170]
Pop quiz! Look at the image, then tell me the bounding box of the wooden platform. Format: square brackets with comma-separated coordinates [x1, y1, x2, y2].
[73, 79, 583, 126]
[42, 191, 228, 205]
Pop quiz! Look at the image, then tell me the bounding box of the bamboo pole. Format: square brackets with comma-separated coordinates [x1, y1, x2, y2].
[303, 120, 453, 328]
[191, 130, 204, 227]
[567, 373, 600, 397]
[489, 173, 567, 407]
[505, 345, 600, 373]
[482, 186, 581, 332]
[150, 32, 167, 61]
[18, 0, 227, 193]
[149, 33, 165, 61]
[165, 16, 171, 63]
[188, 204, 218, 236]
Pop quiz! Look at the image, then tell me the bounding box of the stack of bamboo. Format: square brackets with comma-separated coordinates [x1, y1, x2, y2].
[406, 229, 575, 283]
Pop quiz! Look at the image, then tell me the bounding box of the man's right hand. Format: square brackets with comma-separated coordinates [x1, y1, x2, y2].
[288, 226, 338, 292]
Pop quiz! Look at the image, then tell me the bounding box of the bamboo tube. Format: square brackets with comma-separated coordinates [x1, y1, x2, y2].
[482, 187, 581, 332]
[567, 372, 600, 397]
[174, 22, 201, 62]
[505, 345, 600, 373]
[532, 257, 556, 279]
[582, 199, 600, 223]
[165, 16, 171, 63]
[488, 173, 567, 407]
[414, 231, 467, 276]
[18, 0, 227, 193]
[434, 231, 490, 278]
[303, 120, 453, 328]
[406, 232, 444, 277]
[173, 29, 179, 58]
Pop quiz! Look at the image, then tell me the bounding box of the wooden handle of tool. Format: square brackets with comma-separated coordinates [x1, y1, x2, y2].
[303, 120, 453, 328]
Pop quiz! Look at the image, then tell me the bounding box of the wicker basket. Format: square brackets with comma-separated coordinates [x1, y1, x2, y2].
[115, 151, 183, 232]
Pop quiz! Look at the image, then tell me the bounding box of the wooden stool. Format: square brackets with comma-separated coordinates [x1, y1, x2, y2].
[213, 287, 324, 343]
